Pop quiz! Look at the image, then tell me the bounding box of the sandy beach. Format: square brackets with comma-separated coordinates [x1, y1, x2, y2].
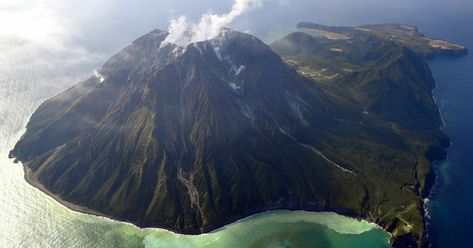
[23, 166, 103, 217]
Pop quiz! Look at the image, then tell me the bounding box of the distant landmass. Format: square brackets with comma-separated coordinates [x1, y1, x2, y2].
[296, 22, 467, 58]
[9, 23, 466, 248]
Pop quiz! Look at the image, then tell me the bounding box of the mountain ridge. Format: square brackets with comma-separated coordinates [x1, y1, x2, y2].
[10, 25, 459, 247]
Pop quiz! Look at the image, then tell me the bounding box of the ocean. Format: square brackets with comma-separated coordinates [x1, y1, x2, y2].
[0, 0, 472, 247]
[428, 43, 473, 247]
[0, 21, 390, 248]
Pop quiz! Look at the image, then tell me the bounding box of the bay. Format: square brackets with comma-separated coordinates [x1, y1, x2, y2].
[1, 0, 472, 247]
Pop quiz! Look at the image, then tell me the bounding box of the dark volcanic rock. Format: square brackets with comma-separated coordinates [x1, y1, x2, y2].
[11, 26, 453, 247]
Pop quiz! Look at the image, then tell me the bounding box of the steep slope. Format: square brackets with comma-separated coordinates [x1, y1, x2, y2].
[271, 24, 454, 247]
[10, 27, 452, 247]
[10, 29, 359, 231]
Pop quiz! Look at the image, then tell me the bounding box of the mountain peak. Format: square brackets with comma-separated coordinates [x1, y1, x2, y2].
[10, 23, 458, 248]
[157, 28, 270, 61]
[99, 28, 275, 87]
[11, 27, 340, 234]
[10, 25, 450, 248]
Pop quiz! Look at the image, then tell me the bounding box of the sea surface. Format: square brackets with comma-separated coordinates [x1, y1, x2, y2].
[0, 0, 472, 247]
[0, 27, 390, 248]
[427, 42, 473, 247]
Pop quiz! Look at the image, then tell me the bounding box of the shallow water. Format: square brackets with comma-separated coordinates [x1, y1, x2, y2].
[0, 13, 389, 248]
[142, 212, 390, 248]
[1, 0, 472, 247]
[0, 134, 389, 248]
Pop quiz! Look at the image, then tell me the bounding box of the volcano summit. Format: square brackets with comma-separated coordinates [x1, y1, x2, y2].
[10, 25, 464, 247]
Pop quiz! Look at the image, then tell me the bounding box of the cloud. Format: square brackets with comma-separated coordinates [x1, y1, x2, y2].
[161, 0, 263, 47]
[0, 1, 106, 136]
[0, 0, 70, 45]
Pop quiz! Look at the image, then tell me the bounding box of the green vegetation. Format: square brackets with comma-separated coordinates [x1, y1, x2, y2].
[297, 22, 467, 58]
[270, 23, 462, 247]
[10, 25, 464, 248]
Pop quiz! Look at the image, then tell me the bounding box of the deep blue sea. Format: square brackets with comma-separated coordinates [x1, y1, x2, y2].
[0, 1, 472, 247]
[276, 1, 473, 247]
[250, 1, 473, 245]
[372, 3, 473, 247]
[428, 39, 473, 248]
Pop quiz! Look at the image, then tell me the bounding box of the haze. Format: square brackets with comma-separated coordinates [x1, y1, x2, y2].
[2, 0, 471, 159]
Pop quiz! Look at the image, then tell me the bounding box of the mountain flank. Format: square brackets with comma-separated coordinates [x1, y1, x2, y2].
[11, 24, 466, 247]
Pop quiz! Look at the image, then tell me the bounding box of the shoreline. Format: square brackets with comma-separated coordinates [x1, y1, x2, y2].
[16, 70, 450, 247]
[21, 164, 392, 240]
[422, 65, 453, 248]
[24, 166, 106, 218]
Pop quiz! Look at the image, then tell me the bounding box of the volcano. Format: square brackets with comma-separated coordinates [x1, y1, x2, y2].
[10, 27, 450, 247]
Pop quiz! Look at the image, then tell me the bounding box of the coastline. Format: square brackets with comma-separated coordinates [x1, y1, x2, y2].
[421, 69, 451, 248]
[15, 78, 452, 248]
[23, 166, 104, 218]
[418, 56, 458, 248]
[22, 163, 392, 242]
[422, 161, 444, 248]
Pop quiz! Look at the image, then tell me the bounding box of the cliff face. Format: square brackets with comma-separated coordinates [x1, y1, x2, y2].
[296, 22, 468, 58]
[270, 24, 456, 247]
[10, 25, 454, 247]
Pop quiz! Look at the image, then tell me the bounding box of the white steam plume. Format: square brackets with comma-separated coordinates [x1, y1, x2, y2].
[161, 0, 263, 47]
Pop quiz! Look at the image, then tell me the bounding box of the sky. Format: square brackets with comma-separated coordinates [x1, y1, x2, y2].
[1, 1, 473, 247]
[2, 0, 472, 54]
[1, 0, 472, 97]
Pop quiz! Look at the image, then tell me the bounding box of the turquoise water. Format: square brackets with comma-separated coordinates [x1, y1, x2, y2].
[1, 0, 472, 247]
[0, 140, 390, 248]
[0, 5, 390, 247]
[0, 93, 390, 247]
[142, 212, 390, 248]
